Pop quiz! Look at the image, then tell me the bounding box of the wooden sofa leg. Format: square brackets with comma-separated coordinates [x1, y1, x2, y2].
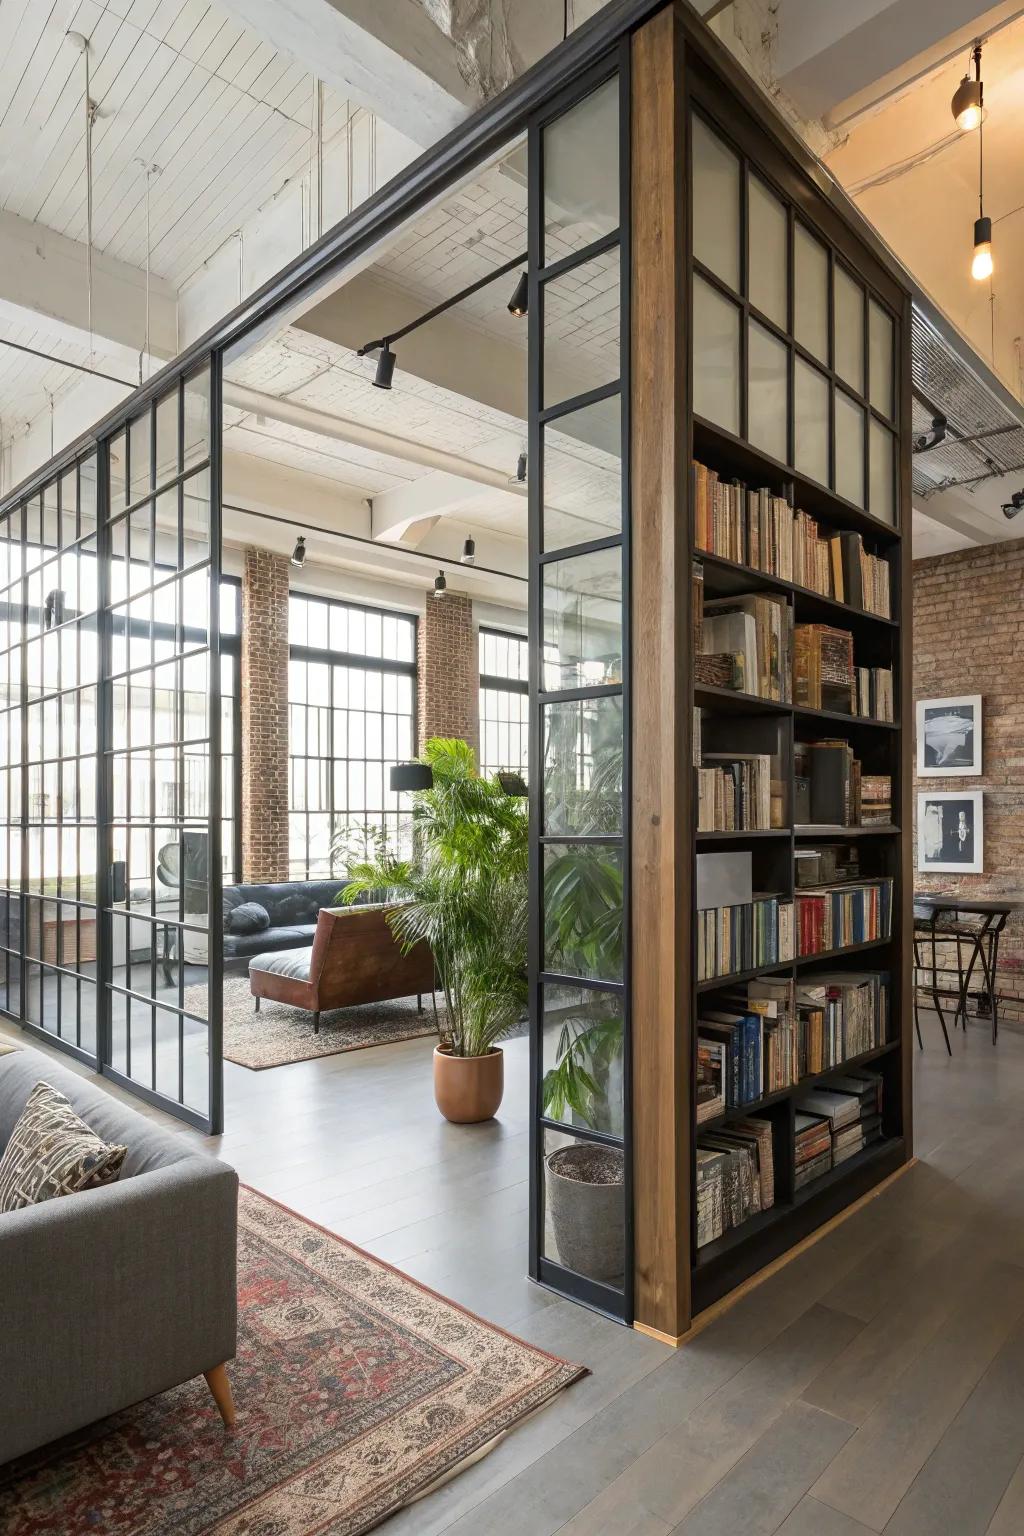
[313, 1010, 320, 1034]
[204, 1363, 236, 1427]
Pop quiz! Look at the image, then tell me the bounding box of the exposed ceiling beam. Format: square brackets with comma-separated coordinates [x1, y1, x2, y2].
[368, 467, 522, 542]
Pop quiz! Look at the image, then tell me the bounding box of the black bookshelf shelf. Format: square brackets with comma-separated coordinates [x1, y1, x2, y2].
[796, 936, 893, 966]
[696, 960, 795, 993]
[693, 415, 902, 546]
[794, 825, 900, 837]
[698, 550, 898, 631]
[695, 1040, 900, 1133]
[791, 1135, 903, 1213]
[696, 828, 791, 842]
[694, 684, 789, 716]
[694, 1201, 783, 1268]
[793, 704, 898, 731]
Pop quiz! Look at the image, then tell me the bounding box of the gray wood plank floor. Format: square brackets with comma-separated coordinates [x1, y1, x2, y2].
[5, 1009, 1024, 1535]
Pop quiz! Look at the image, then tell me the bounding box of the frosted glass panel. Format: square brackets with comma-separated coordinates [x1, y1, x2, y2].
[748, 174, 787, 328]
[693, 277, 740, 434]
[748, 321, 787, 463]
[869, 417, 896, 525]
[544, 79, 619, 259]
[543, 248, 620, 408]
[692, 115, 740, 291]
[869, 300, 894, 420]
[834, 266, 864, 393]
[794, 224, 828, 364]
[835, 391, 865, 507]
[794, 358, 828, 484]
[543, 396, 622, 552]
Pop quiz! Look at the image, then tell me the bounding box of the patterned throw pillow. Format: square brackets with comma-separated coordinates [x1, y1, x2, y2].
[0, 1080, 128, 1213]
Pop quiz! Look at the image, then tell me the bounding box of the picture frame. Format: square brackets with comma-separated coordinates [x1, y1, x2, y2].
[916, 694, 982, 777]
[917, 790, 984, 874]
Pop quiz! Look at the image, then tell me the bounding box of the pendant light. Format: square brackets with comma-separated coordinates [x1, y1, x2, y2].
[952, 45, 983, 132]
[461, 537, 476, 565]
[971, 58, 992, 282]
[290, 535, 306, 567]
[373, 344, 396, 389]
[507, 271, 529, 317]
[433, 569, 447, 599]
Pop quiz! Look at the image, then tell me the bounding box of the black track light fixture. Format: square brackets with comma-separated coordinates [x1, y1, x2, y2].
[912, 415, 947, 454]
[290, 535, 306, 567]
[507, 270, 529, 317]
[373, 344, 396, 390]
[508, 451, 527, 486]
[952, 44, 984, 132]
[461, 537, 476, 565]
[433, 569, 447, 599]
[1002, 488, 1024, 520]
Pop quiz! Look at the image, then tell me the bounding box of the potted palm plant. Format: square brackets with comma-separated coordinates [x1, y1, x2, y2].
[333, 737, 527, 1123]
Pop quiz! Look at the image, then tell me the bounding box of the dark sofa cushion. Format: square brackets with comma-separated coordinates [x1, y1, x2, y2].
[223, 923, 319, 960]
[228, 901, 270, 936]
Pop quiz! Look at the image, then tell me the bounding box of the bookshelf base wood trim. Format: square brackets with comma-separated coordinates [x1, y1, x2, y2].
[635, 1154, 917, 1348]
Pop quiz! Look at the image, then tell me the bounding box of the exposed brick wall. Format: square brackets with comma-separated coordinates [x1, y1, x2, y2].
[417, 591, 478, 756]
[240, 547, 291, 881]
[913, 539, 1024, 1019]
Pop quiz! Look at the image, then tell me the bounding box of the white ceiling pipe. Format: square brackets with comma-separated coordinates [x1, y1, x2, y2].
[223, 382, 527, 499]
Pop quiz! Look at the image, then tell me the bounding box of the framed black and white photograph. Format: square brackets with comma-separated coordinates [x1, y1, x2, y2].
[917, 790, 984, 874]
[916, 694, 982, 776]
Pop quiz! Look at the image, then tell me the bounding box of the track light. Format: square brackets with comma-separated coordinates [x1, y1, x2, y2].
[433, 569, 447, 599]
[1002, 489, 1024, 520]
[972, 215, 993, 281]
[461, 537, 476, 565]
[373, 345, 396, 390]
[913, 416, 947, 454]
[952, 45, 983, 131]
[507, 271, 528, 317]
[508, 451, 527, 486]
[290, 536, 306, 567]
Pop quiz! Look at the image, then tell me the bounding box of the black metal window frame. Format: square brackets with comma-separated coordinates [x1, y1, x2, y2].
[528, 47, 633, 1324]
[478, 625, 529, 778]
[688, 94, 900, 534]
[286, 588, 418, 879]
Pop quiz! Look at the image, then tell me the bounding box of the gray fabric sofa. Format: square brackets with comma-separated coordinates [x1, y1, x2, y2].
[0, 1046, 238, 1466]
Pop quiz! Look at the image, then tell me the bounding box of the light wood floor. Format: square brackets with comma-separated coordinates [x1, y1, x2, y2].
[5, 1009, 1024, 1535]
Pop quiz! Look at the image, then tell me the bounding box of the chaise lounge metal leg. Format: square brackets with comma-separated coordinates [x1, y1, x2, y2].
[312, 1010, 320, 1035]
[417, 992, 423, 1014]
[254, 995, 261, 1013]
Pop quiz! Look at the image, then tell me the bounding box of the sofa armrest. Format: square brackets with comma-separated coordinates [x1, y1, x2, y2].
[0, 1156, 238, 1466]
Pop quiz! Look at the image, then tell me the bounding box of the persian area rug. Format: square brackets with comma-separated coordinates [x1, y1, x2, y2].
[0, 1188, 586, 1536]
[203, 974, 440, 1070]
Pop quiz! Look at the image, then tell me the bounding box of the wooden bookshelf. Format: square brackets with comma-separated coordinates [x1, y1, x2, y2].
[630, 10, 912, 1342]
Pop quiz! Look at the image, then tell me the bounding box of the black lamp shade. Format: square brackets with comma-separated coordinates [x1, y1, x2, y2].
[496, 771, 528, 797]
[507, 271, 529, 317]
[290, 536, 306, 566]
[433, 569, 447, 598]
[374, 346, 396, 389]
[390, 762, 433, 792]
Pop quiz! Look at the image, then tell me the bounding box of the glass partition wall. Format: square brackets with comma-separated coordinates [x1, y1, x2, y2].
[0, 364, 224, 1132]
[529, 58, 632, 1320]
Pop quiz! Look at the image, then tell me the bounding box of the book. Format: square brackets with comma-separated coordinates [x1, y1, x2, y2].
[696, 1036, 727, 1123]
[701, 592, 793, 703]
[698, 752, 780, 831]
[696, 894, 786, 981]
[794, 624, 855, 714]
[794, 880, 893, 955]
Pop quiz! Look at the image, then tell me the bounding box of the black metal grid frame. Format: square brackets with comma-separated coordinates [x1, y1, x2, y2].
[687, 79, 901, 540]
[478, 625, 529, 779]
[528, 46, 633, 1324]
[285, 589, 417, 879]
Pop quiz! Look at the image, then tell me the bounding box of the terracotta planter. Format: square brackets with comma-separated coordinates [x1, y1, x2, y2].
[433, 1045, 504, 1123]
[545, 1143, 625, 1285]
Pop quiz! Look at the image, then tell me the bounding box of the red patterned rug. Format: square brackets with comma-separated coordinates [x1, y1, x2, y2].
[0, 1188, 585, 1535]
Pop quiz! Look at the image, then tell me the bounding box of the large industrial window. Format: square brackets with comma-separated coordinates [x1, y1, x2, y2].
[287, 593, 417, 877]
[479, 627, 529, 778]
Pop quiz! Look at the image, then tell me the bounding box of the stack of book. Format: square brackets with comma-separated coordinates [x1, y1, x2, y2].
[794, 624, 855, 713]
[794, 843, 860, 888]
[794, 1113, 833, 1189]
[698, 590, 793, 702]
[855, 667, 894, 722]
[794, 972, 890, 1071]
[697, 752, 783, 831]
[795, 1069, 884, 1184]
[698, 896, 793, 981]
[698, 979, 798, 1113]
[794, 740, 892, 829]
[695, 1117, 775, 1248]
[693, 462, 892, 619]
[860, 775, 893, 825]
[794, 878, 893, 955]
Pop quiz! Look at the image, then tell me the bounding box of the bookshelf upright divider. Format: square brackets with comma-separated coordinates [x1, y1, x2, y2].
[630, 10, 912, 1344]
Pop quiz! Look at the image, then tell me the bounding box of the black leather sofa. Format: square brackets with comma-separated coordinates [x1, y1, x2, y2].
[222, 879, 356, 960]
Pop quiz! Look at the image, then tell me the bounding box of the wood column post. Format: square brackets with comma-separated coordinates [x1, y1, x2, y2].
[630, 4, 693, 1342]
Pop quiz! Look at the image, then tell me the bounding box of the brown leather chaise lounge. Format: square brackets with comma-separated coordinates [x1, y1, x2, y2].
[248, 905, 434, 1033]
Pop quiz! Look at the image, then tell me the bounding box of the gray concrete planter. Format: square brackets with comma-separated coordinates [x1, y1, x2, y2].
[545, 1142, 625, 1285]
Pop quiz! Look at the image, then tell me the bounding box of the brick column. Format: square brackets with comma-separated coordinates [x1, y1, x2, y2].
[417, 591, 478, 755]
[240, 547, 291, 880]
